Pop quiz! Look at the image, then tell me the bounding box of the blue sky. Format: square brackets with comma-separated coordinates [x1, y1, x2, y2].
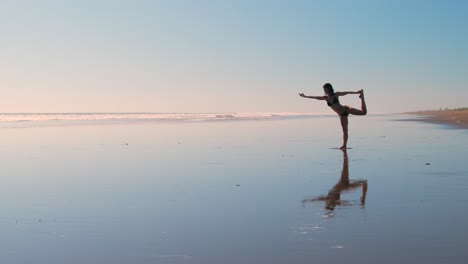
[1, 0, 467, 113]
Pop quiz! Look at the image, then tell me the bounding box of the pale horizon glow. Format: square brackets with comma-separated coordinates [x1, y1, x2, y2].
[1, 1, 467, 114]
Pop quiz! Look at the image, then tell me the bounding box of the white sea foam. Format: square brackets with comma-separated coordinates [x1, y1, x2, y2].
[0, 112, 326, 128]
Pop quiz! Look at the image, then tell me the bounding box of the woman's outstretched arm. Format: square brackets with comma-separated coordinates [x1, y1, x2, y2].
[299, 93, 326, 100]
[335, 89, 363, 96]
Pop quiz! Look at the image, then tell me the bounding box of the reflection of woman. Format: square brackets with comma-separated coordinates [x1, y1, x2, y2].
[299, 83, 367, 149]
[303, 149, 367, 211]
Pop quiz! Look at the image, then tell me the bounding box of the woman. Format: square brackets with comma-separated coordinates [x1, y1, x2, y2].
[299, 83, 367, 149]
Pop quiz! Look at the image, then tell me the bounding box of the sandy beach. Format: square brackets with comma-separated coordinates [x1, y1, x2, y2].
[1, 114, 468, 264]
[406, 108, 468, 128]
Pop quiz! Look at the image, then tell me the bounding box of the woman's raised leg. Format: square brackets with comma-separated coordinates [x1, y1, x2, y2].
[348, 90, 367, 115]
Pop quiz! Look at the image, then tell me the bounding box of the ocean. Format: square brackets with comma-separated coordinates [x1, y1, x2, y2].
[0, 113, 324, 128]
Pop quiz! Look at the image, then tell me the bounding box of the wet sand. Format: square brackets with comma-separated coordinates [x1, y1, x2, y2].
[406, 108, 468, 128]
[1, 115, 468, 263]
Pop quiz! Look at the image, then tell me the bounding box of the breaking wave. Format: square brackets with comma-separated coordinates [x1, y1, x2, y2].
[0, 112, 327, 128]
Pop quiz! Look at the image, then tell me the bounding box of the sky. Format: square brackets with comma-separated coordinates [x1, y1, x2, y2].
[1, 0, 467, 113]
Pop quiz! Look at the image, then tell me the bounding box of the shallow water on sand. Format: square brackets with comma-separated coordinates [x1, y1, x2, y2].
[0, 115, 467, 263]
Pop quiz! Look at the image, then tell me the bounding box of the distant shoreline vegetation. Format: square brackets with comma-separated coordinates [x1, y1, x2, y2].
[406, 107, 468, 114]
[404, 107, 468, 129]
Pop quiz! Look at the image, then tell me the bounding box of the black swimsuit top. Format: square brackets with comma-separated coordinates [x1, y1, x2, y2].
[326, 95, 340, 106]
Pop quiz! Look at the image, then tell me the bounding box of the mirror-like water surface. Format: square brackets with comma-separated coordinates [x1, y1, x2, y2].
[1, 114, 467, 263]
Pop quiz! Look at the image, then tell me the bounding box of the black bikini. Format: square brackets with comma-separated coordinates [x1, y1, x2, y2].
[340, 107, 350, 117]
[326, 95, 340, 106]
[327, 95, 349, 117]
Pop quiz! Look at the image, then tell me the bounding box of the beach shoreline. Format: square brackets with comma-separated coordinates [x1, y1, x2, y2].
[405, 108, 468, 129]
[2, 114, 468, 263]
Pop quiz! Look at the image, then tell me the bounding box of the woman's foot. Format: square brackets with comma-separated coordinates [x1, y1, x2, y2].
[339, 145, 347, 150]
[359, 89, 364, 99]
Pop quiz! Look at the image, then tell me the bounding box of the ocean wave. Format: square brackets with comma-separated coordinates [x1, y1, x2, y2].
[0, 112, 327, 128]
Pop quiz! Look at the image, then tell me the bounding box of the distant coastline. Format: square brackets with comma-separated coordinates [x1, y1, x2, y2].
[404, 108, 468, 129]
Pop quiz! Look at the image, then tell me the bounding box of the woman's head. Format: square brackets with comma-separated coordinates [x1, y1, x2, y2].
[323, 83, 334, 95]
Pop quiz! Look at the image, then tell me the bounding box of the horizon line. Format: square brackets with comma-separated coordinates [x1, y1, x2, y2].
[0, 111, 397, 115]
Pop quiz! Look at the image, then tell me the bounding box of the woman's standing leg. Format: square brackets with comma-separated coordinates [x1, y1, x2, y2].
[339, 116, 348, 149]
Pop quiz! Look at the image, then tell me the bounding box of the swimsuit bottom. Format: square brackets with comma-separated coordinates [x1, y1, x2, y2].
[340, 106, 350, 117]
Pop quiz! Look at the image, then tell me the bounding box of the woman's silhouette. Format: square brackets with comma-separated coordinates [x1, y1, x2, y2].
[299, 83, 367, 149]
[302, 149, 367, 211]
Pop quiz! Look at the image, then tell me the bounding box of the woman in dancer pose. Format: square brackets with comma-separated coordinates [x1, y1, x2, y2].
[299, 83, 367, 149]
